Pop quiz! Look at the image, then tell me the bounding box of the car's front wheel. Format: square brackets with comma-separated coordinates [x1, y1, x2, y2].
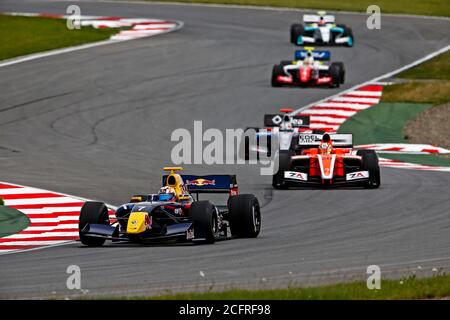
[190, 201, 217, 244]
[228, 194, 261, 238]
[79, 202, 109, 246]
[271, 64, 284, 87]
[290, 23, 304, 45]
[357, 150, 381, 188]
[272, 150, 294, 189]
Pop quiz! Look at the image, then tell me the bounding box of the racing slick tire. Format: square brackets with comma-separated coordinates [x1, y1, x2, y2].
[357, 150, 381, 189]
[190, 200, 217, 244]
[271, 64, 284, 87]
[272, 150, 294, 189]
[333, 62, 345, 84]
[79, 201, 110, 246]
[228, 194, 261, 238]
[336, 24, 354, 47]
[344, 26, 354, 47]
[329, 63, 343, 88]
[290, 23, 304, 44]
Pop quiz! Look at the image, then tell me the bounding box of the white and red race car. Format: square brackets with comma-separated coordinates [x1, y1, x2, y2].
[271, 47, 345, 88]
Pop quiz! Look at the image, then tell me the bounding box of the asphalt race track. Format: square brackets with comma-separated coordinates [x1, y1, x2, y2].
[0, 0, 450, 298]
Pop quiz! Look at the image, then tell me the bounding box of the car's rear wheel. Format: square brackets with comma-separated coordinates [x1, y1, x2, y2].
[272, 150, 294, 189]
[79, 202, 109, 246]
[333, 62, 345, 84]
[190, 201, 217, 244]
[271, 64, 284, 87]
[290, 23, 304, 44]
[357, 150, 381, 189]
[329, 63, 343, 88]
[228, 194, 261, 238]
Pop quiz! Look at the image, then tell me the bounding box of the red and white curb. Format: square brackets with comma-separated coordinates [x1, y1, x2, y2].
[0, 182, 116, 255]
[297, 84, 383, 132]
[378, 158, 450, 172]
[357, 143, 450, 155]
[294, 84, 450, 172]
[5, 12, 183, 41]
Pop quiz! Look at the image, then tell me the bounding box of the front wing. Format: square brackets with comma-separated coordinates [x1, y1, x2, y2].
[80, 222, 196, 243]
[283, 170, 370, 186]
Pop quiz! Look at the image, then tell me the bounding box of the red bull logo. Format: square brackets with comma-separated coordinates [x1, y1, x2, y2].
[186, 179, 216, 187]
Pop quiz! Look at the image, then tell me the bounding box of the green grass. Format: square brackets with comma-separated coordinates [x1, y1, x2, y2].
[98, 275, 450, 299]
[0, 14, 119, 61]
[382, 81, 450, 105]
[384, 50, 450, 104]
[0, 204, 30, 238]
[147, 0, 450, 17]
[338, 102, 450, 167]
[398, 51, 450, 80]
[339, 102, 431, 145]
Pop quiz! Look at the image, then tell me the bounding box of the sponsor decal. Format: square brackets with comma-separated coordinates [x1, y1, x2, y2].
[346, 171, 369, 181]
[284, 171, 308, 181]
[271, 115, 304, 127]
[298, 134, 318, 144]
[185, 178, 216, 187]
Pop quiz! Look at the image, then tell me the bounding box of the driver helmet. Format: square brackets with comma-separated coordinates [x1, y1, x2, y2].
[319, 16, 326, 26]
[319, 133, 333, 154]
[304, 51, 314, 65]
[158, 186, 176, 201]
[280, 114, 293, 131]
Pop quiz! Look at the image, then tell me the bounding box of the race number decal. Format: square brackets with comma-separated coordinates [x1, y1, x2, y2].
[284, 171, 308, 181]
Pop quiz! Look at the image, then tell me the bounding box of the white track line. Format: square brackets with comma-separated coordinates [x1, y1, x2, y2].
[0, 40, 116, 68]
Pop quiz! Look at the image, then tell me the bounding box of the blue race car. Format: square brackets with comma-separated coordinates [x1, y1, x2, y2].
[290, 11, 354, 47]
[78, 167, 261, 246]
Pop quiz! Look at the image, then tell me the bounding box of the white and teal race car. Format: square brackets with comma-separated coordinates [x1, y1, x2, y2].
[290, 11, 354, 47]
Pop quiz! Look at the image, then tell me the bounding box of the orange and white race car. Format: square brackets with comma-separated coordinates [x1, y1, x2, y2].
[272, 133, 381, 189]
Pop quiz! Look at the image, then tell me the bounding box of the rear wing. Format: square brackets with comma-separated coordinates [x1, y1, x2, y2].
[303, 14, 335, 24]
[264, 114, 310, 127]
[295, 50, 330, 61]
[297, 133, 353, 148]
[162, 174, 238, 194]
